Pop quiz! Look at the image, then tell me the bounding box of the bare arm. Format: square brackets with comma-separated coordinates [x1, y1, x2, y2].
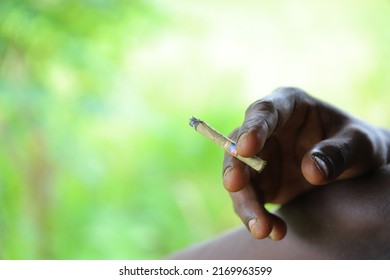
[169, 165, 390, 259]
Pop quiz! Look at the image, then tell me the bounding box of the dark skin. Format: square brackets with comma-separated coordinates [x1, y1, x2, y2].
[168, 165, 390, 259]
[167, 88, 390, 259]
[222, 87, 390, 240]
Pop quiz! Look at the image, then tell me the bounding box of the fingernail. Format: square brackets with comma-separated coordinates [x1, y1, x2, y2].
[269, 230, 275, 241]
[224, 166, 233, 176]
[312, 154, 331, 179]
[248, 218, 257, 234]
[223, 167, 233, 190]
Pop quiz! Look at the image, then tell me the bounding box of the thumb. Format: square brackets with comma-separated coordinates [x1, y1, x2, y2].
[301, 133, 363, 185]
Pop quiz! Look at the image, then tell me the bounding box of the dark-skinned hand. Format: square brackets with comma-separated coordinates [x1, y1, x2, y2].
[223, 87, 390, 240]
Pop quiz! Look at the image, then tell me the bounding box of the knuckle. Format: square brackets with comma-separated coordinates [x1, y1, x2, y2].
[232, 195, 256, 221]
[245, 87, 310, 121]
[233, 200, 247, 218]
[347, 124, 374, 151]
[272, 86, 309, 99]
[244, 99, 279, 132]
[245, 99, 276, 117]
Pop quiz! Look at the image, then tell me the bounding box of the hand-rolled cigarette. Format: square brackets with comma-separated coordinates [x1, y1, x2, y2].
[189, 116, 266, 172]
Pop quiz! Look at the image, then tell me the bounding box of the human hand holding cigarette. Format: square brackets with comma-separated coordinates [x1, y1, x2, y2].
[192, 87, 389, 241]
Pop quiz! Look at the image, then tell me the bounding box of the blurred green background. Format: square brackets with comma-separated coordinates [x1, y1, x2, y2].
[0, 0, 389, 259]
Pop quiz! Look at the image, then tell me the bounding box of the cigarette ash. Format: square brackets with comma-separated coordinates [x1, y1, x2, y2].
[189, 116, 201, 129]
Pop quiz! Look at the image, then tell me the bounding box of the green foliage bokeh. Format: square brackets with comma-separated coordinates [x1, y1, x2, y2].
[0, 0, 389, 259]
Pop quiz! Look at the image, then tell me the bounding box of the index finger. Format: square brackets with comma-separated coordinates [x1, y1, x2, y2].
[237, 87, 312, 157]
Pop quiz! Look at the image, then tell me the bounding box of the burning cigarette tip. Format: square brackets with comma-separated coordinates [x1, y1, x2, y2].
[189, 116, 201, 129]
